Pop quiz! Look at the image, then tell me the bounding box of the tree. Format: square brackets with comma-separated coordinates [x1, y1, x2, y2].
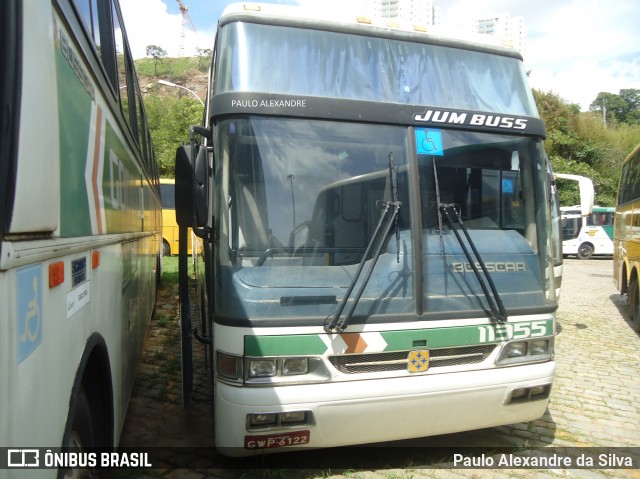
[143, 95, 201, 177]
[620, 89, 640, 124]
[195, 47, 212, 72]
[589, 92, 628, 126]
[146, 45, 167, 76]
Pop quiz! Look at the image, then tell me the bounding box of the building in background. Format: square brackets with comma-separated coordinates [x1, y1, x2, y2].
[475, 14, 527, 56]
[363, 0, 442, 27]
[361, 1, 526, 57]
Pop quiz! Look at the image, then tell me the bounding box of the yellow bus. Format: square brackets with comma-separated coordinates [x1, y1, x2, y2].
[159, 178, 199, 256]
[613, 143, 640, 331]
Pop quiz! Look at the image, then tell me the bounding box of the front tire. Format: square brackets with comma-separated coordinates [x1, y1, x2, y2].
[61, 387, 95, 479]
[577, 243, 594, 260]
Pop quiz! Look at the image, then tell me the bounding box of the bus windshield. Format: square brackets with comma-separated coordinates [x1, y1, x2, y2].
[216, 22, 537, 116]
[214, 117, 553, 322]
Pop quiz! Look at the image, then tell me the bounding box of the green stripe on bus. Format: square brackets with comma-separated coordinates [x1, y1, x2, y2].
[381, 326, 483, 350]
[55, 47, 93, 237]
[245, 334, 327, 356]
[244, 319, 554, 356]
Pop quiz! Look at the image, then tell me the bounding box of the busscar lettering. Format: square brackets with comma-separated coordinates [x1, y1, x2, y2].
[414, 108, 528, 131]
[451, 262, 526, 273]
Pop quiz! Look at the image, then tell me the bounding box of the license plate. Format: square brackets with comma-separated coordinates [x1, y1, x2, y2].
[244, 430, 311, 449]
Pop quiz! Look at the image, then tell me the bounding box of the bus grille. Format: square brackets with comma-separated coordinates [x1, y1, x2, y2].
[328, 345, 496, 374]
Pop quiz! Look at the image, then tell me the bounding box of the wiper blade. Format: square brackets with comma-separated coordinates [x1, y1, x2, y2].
[325, 153, 401, 333]
[439, 204, 507, 323]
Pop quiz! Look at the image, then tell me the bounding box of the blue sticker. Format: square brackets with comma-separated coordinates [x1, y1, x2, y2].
[17, 264, 43, 363]
[416, 128, 444, 156]
[502, 178, 515, 193]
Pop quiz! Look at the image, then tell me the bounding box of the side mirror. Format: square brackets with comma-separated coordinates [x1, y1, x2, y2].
[554, 173, 595, 217]
[193, 144, 209, 227]
[175, 144, 194, 227]
[174, 126, 213, 228]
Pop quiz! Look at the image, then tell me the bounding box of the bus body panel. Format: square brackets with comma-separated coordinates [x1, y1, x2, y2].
[0, 0, 161, 466]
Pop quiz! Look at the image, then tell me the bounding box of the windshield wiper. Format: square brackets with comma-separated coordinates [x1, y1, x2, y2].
[439, 204, 507, 323]
[325, 153, 401, 333]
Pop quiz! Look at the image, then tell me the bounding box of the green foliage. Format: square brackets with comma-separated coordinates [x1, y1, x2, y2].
[534, 88, 640, 207]
[136, 56, 201, 79]
[145, 45, 167, 76]
[144, 94, 202, 177]
[162, 256, 179, 285]
[589, 88, 640, 125]
[551, 156, 618, 206]
[195, 47, 212, 72]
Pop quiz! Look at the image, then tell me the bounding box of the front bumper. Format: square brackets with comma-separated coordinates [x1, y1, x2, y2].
[214, 360, 555, 455]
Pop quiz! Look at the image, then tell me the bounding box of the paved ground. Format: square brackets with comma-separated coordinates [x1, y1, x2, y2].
[114, 259, 640, 478]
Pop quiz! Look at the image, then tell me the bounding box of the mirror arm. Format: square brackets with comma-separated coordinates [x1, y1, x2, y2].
[190, 125, 212, 143]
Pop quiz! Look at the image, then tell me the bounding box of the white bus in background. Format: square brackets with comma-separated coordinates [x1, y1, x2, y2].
[176, 3, 592, 456]
[562, 206, 615, 259]
[552, 173, 594, 295]
[0, 0, 161, 476]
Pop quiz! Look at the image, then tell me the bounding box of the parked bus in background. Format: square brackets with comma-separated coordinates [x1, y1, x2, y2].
[175, 3, 591, 455]
[159, 178, 200, 256]
[614, 143, 640, 331]
[0, 0, 162, 474]
[552, 173, 594, 294]
[562, 206, 614, 259]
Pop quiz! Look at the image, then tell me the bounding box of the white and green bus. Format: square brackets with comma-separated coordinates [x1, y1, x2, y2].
[0, 0, 162, 472]
[561, 206, 614, 260]
[176, 3, 583, 455]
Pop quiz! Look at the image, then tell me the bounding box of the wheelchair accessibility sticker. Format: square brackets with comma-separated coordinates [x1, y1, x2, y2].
[17, 264, 43, 363]
[416, 128, 444, 156]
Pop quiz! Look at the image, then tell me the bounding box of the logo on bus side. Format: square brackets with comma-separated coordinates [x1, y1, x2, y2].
[16, 264, 43, 363]
[413, 109, 528, 131]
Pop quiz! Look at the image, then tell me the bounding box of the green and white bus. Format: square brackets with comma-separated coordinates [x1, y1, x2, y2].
[0, 0, 162, 471]
[176, 3, 575, 455]
[562, 206, 614, 260]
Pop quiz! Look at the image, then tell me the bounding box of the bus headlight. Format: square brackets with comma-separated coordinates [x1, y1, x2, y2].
[249, 359, 278, 378]
[529, 339, 551, 356]
[282, 358, 308, 376]
[244, 356, 330, 385]
[505, 342, 527, 358]
[496, 337, 553, 366]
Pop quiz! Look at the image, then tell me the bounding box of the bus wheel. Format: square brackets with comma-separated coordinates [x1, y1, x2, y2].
[63, 387, 95, 478]
[629, 277, 640, 331]
[577, 243, 594, 260]
[163, 240, 171, 257]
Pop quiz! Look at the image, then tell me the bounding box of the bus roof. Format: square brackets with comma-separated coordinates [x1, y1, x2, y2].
[219, 2, 522, 60]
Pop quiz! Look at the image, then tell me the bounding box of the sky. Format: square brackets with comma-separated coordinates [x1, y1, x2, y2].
[119, 0, 640, 111]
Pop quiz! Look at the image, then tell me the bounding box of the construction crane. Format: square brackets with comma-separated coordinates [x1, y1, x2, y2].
[176, 0, 196, 57]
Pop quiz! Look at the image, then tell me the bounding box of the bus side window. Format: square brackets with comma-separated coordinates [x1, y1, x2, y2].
[75, 0, 101, 48]
[112, 4, 130, 128]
